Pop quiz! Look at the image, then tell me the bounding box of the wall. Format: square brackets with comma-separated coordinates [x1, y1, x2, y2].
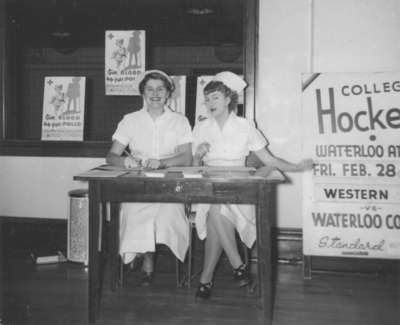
[2, 0, 400, 224]
[257, 0, 310, 228]
[0, 157, 103, 219]
[257, 0, 400, 227]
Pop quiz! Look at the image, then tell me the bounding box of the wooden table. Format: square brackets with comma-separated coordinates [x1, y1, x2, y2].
[74, 166, 284, 324]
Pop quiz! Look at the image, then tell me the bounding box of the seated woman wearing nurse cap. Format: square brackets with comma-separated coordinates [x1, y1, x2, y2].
[106, 69, 193, 286]
[192, 71, 313, 300]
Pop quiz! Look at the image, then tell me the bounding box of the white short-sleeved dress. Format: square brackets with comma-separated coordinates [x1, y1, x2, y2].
[112, 106, 193, 264]
[192, 113, 267, 248]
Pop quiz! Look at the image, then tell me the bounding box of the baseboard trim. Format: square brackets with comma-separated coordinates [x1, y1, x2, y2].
[1, 216, 68, 258]
[0, 216, 67, 224]
[1, 216, 398, 274]
[0, 216, 304, 263]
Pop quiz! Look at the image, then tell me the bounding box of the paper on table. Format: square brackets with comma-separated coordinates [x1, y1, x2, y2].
[76, 169, 129, 178]
[167, 166, 255, 173]
[144, 170, 166, 178]
[94, 164, 141, 171]
[166, 166, 258, 178]
[183, 172, 203, 178]
[163, 167, 203, 178]
[203, 170, 252, 178]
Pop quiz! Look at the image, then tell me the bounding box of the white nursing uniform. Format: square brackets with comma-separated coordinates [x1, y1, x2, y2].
[112, 106, 193, 264]
[192, 113, 267, 248]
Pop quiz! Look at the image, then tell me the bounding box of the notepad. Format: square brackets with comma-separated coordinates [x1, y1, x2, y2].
[144, 171, 166, 178]
[183, 172, 203, 178]
[163, 167, 203, 178]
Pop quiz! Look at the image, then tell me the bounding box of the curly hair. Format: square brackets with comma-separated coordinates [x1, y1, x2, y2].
[203, 81, 239, 112]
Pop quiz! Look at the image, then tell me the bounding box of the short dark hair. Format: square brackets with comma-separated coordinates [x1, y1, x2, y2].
[203, 81, 238, 112]
[138, 72, 175, 96]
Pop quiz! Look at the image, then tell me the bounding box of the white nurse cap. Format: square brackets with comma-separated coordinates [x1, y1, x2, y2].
[138, 69, 175, 91]
[213, 71, 247, 93]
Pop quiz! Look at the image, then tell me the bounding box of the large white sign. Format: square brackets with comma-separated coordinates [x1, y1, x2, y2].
[302, 72, 400, 259]
[105, 30, 145, 96]
[41, 76, 86, 141]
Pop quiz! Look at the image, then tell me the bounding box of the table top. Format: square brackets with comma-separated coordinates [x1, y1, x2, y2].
[74, 165, 286, 184]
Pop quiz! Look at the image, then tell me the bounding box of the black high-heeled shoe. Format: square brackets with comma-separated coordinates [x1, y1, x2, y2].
[195, 281, 213, 300]
[233, 264, 251, 287]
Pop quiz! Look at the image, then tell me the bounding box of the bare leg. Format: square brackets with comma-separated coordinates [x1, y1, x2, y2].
[199, 205, 244, 284]
[208, 205, 243, 269]
[199, 213, 223, 283]
[140, 252, 154, 286]
[142, 252, 154, 273]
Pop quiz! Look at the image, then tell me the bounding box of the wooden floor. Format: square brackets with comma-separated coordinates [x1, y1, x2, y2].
[2, 257, 399, 325]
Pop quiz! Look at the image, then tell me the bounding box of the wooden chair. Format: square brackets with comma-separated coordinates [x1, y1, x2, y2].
[107, 203, 182, 291]
[180, 152, 264, 288]
[181, 203, 250, 288]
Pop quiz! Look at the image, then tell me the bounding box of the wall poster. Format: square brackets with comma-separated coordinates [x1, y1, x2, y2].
[195, 76, 213, 123]
[302, 72, 400, 259]
[41, 76, 86, 141]
[105, 30, 145, 96]
[169, 75, 186, 115]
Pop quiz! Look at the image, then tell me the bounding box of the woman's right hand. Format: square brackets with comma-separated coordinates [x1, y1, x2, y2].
[194, 142, 210, 160]
[124, 157, 139, 169]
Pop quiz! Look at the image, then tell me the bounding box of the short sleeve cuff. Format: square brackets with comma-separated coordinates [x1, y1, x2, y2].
[177, 134, 194, 146]
[111, 133, 129, 146]
[249, 139, 268, 152]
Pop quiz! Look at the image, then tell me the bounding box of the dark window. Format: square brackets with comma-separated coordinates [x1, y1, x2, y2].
[0, 0, 256, 157]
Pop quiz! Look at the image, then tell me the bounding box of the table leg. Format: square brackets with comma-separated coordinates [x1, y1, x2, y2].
[303, 255, 312, 280]
[109, 203, 120, 291]
[256, 183, 272, 325]
[89, 181, 101, 323]
[0, 218, 4, 324]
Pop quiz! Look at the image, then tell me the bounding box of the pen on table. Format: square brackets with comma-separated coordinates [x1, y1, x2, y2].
[123, 149, 142, 167]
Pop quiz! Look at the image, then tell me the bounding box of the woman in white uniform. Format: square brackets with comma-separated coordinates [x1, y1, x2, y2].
[106, 70, 193, 285]
[192, 71, 313, 299]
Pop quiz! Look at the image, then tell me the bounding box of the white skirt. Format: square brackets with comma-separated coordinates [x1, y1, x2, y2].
[194, 203, 256, 248]
[119, 202, 189, 264]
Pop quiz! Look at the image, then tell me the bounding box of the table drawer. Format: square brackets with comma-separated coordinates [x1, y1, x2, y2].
[212, 183, 258, 202]
[144, 181, 213, 196]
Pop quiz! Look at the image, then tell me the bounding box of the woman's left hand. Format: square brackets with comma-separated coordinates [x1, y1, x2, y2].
[143, 158, 162, 169]
[296, 159, 314, 171]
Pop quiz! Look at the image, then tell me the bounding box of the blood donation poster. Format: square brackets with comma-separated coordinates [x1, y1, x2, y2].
[41, 76, 86, 141]
[105, 30, 145, 95]
[302, 72, 400, 259]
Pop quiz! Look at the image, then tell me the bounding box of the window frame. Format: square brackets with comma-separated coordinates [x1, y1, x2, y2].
[0, 0, 258, 158]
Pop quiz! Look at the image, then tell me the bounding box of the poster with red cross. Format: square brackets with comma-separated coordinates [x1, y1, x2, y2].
[105, 30, 145, 96]
[41, 76, 86, 141]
